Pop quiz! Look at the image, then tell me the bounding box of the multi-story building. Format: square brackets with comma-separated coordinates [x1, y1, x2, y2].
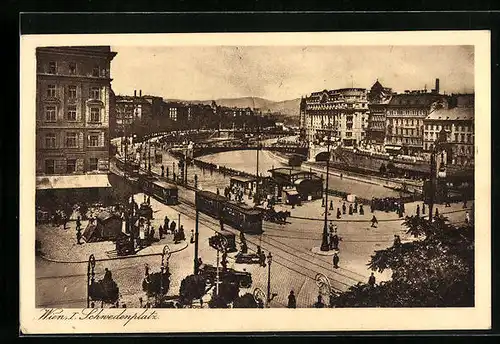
[423, 94, 474, 166]
[303, 88, 369, 147]
[36, 46, 117, 182]
[385, 79, 449, 155]
[367, 80, 393, 146]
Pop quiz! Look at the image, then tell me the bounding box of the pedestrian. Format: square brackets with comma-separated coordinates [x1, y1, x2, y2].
[314, 295, 325, 308]
[190, 229, 195, 243]
[163, 216, 169, 233]
[465, 211, 470, 224]
[287, 290, 296, 308]
[329, 231, 334, 250]
[329, 200, 334, 211]
[393, 235, 401, 248]
[416, 204, 420, 217]
[104, 268, 112, 281]
[158, 225, 163, 239]
[359, 204, 364, 215]
[368, 272, 376, 288]
[161, 165, 165, 177]
[348, 204, 353, 215]
[435, 208, 439, 218]
[333, 253, 339, 269]
[354, 202, 358, 213]
[336, 208, 341, 219]
[371, 215, 378, 228]
[342, 202, 346, 215]
[422, 203, 426, 214]
[332, 234, 339, 250]
[322, 198, 325, 207]
[340, 173, 343, 180]
[166, 166, 169, 178]
[463, 199, 467, 209]
[76, 215, 81, 229]
[76, 229, 82, 245]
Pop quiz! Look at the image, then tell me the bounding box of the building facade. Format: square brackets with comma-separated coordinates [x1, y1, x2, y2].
[385, 79, 449, 155]
[367, 80, 393, 145]
[36, 46, 117, 176]
[303, 88, 369, 147]
[423, 94, 474, 166]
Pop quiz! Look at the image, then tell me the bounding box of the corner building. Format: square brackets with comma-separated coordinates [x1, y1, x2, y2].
[303, 88, 369, 147]
[35, 47, 117, 185]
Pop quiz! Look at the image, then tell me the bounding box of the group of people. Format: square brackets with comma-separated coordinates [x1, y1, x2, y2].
[323, 198, 365, 219]
[159, 215, 186, 244]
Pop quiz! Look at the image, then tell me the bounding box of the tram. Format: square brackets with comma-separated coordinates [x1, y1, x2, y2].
[115, 158, 140, 176]
[195, 190, 263, 234]
[148, 179, 179, 205]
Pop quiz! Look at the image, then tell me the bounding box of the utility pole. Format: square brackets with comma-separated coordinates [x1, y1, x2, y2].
[320, 128, 331, 251]
[194, 209, 200, 274]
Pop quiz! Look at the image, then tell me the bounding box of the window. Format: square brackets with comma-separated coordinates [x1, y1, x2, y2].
[89, 158, 98, 171]
[88, 133, 99, 147]
[66, 132, 77, 147]
[47, 85, 56, 98]
[460, 134, 465, 142]
[67, 105, 77, 121]
[48, 61, 56, 74]
[69, 62, 76, 74]
[45, 133, 56, 148]
[45, 159, 55, 174]
[66, 159, 76, 173]
[454, 133, 458, 142]
[169, 108, 178, 121]
[90, 87, 100, 100]
[346, 131, 352, 137]
[433, 125, 436, 131]
[92, 65, 100, 77]
[45, 106, 56, 121]
[90, 107, 100, 122]
[68, 85, 77, 99]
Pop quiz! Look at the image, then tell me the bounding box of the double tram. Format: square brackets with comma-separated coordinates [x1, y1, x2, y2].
[195, 190, 263, 234]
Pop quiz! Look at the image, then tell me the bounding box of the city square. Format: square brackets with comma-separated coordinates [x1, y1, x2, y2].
[34, 44, 475, 310]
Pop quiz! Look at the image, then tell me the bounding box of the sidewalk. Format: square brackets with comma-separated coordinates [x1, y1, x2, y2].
[36, 220, 188, 264]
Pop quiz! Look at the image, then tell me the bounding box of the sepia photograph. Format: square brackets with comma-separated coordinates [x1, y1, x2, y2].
[20, 31, 490, 333]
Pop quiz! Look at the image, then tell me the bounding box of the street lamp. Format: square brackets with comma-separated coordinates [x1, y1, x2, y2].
[87, 254, 96, 308]
[215, 235, 228, 296]
[160, 244, 171, 299]
[320, 122, 337, 251]
[266, 252, 273, 305]
[428, 128, 448, 222]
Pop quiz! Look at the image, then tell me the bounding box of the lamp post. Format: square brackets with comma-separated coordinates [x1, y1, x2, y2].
[87, 254, 96, 308]
[266, 252, 273, 305]
[160, 244, 171, 301]
[193, 208, 200, 275]
[321, 122, 336, 251]
[428, 128, 448, 222]
[215, 235, 228, 297]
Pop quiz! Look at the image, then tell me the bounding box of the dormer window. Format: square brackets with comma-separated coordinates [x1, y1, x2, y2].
[48, 61, 57, 74]
[92, 65, 100, 77]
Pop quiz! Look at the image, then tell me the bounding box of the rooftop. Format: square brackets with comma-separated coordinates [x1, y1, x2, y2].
[425, 107, 474, 121]
[388, 93, 448, 107]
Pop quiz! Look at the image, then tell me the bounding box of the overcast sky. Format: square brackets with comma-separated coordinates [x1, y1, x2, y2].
[110, 45, 474, 101]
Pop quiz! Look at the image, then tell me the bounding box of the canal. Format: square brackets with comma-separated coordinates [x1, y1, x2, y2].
[151, 148, 400, 199]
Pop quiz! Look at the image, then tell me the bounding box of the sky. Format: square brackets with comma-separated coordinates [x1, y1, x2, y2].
[110, 45, 474, 102]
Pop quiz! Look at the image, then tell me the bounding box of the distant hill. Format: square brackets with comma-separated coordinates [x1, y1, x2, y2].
[164, 96, 301, 120]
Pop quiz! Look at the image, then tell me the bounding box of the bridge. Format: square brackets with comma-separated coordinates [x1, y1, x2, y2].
[171, 144, 309, 159]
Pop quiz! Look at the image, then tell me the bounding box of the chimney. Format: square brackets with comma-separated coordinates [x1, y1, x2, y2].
[139, 90, 142, 97]
[435, 78, 440, 94]
[134, 90, 137, 97]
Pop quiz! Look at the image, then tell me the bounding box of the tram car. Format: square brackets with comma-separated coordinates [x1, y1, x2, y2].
[195, 190, 263, 234]
[148, 179, 179, 205]
[115, 158, 140, 176]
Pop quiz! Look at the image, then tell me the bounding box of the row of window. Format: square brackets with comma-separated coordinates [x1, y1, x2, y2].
[46, 61, 104, 77]
[46, 84, 101, 100]
[44, 158, 100, 174]
[388, 109, 427, 116]
[392, 128, 420, 136]
[390, 137, 421, 145]
[44, 132, 103, 148]
[425, 123, 472, 132]
[424, 132, 473, 144]
[44, 105, 101, 122]
[388, 118, 423, 127]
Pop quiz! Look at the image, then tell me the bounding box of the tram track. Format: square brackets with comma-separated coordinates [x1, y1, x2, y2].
[173, 199, 363, 292]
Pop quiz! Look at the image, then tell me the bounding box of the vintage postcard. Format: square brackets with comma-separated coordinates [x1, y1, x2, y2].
[20, 31, 491, 334]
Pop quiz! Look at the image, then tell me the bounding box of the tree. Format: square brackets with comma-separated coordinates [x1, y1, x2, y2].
[332, 215, 474, 307]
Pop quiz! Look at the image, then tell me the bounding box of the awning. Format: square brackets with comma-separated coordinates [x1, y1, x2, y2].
[385, 145, 402, 151]
[36, 174, 112, 190]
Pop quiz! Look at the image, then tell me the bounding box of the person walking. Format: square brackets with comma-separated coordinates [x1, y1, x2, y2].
[332, 253, 339, 269]
[158, 225, 163, 239]
[190, 229, 195, 243]
[348, 204, 353, 215]
[465, 211, 470, 224]
[422, 203, 426, 215]
[336, 208, 341, 219]
[393, 235, 401, 248]
[353, 202, 358, 214]
[332, 234, 339, 250]
[371, 215, 378, 228]
[342, 202, 346, 215]
[416, 204, 420, 217]
[435, 208, 439, 218]
[76, 228, 82, 245]
[287, 290, 297, 308]
[359, 204, 364, 215]
[322, 198, 325, 207]
[368, 272, 376, 288]
[329, 200, 334, 211]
